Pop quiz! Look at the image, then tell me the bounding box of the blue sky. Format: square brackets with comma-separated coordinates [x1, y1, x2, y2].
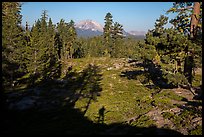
[21, 2, 177, 32]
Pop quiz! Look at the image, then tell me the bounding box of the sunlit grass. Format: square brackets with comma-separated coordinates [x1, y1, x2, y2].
[4, 57, 202, 135]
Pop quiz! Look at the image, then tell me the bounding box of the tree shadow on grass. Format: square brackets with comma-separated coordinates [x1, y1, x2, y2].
[121, 59, 173, 90]
[2, 63, 183, 135]
[63, 64, 103, 115]
[2, 63, 103, 115]
[177, 98, 202, 117]
[2, 100, 183, 135]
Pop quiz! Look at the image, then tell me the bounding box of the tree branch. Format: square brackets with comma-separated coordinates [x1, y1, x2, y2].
[177, 6, 193, 11]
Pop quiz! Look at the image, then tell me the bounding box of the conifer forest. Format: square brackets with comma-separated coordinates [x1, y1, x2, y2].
[2, 2, 202, 135]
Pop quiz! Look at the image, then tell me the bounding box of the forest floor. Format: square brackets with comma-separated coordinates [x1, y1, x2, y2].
[2, 57, 202, 135]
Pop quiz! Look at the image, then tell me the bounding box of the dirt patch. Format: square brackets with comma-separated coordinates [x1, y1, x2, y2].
[145, 87, 202, 135]
[146, 108, 174, 129]
[172, 88, 194, 101]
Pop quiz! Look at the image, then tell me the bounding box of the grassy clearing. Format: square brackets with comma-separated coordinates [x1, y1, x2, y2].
[72, 57, 153, 124]
[69, 57, 202, 134]
[4, 57, 202, 135]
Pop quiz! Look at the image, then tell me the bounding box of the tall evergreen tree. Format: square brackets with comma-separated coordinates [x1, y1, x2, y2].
[2, 2, 25, 89]
[38, 10, 58, 81]
[24, 20, 43, 85]
[56, 19, 68, 76]
[47, 18, 56, 56]
[56, 19, 77, 77]
[22, 12, 60, 85]
[67, 20, 77, 59]
[145, 15, 191, 87]
[44, 18, 60, 80]
[103, 12, 113, 57]
[112, 22, 124, 57]
[167, 2, 202, 86]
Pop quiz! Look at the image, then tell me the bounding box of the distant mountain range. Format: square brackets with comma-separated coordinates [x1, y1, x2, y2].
[22, 19, 146, 39]
[128, 30, 146, 36]
[75, 19, 146, 39]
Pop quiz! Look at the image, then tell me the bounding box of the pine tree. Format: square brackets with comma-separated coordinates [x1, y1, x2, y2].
[44, 18, 60, 80]
[112, 22, 124, 57]
[72, 38, 85, 58]
[2, 2, 25, 89]
[24, 20, 43, 85]
[103, 12, 113, 57]
[154, 15, 168, 36]
[56, 19, 68, 76]
[67, 20, 77, 59]
[56, 19, 77, 77]
[167, 2, 202, 39]
[145, 15, 196, 87]
[47, 18, 56, 56]
[38, 10, 57, 82]
[167, 2, 202, 86]
[39, 10, 49, 64]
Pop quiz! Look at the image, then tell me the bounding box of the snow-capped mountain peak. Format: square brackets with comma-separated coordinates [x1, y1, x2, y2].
[128, 30, 146, 36]
[75, 19, 146, 38]
[76, 19, 103, 32]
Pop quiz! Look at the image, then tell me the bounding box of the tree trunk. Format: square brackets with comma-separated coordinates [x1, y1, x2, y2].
[184, 53, 194, 84]
[177, 59, 182, 73]
[190, 2, 200, 39]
